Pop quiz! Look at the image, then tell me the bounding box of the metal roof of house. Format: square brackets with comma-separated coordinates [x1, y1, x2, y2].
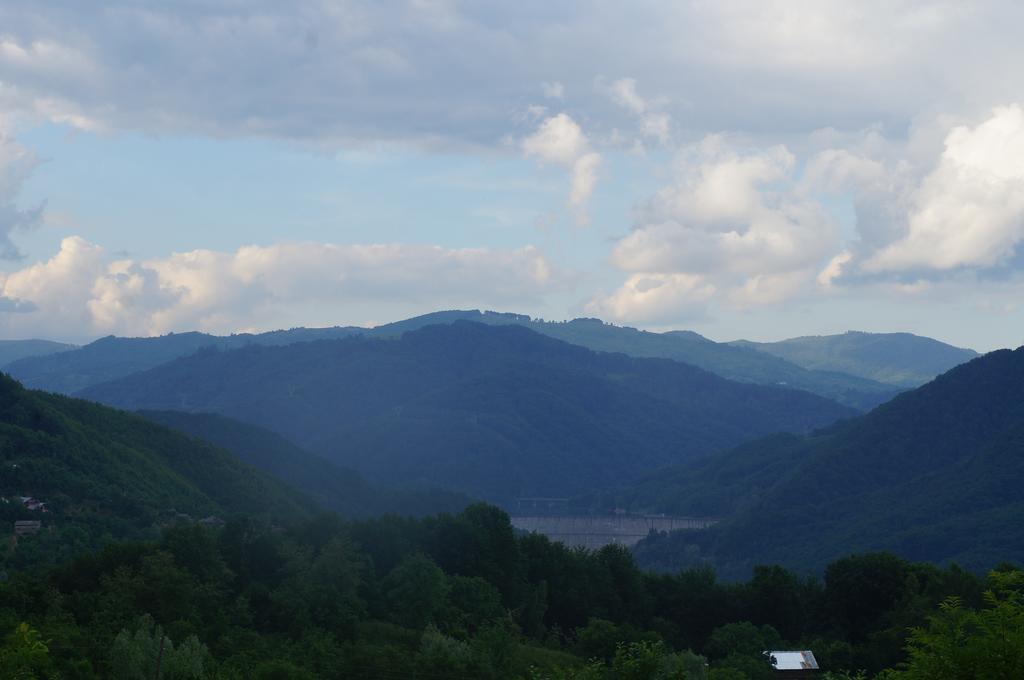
[768, 650, 819, 670]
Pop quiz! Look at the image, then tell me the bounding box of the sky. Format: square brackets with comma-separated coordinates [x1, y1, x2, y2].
[1, 2, 1024, 350]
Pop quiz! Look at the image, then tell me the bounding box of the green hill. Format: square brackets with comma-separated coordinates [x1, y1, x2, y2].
[138, 410, 471, 517]
[79, 322, 855, 504]
[0, 373, 312, 570]
[620, 348, 1024, 576]
[731, 331, 978, 387]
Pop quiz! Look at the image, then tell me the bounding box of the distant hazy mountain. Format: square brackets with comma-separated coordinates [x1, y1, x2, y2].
[0, 339, 76, 368]
[731, 331, 978, 387]
[80, 322, 855, 503]
[617, 348, 1024, 576]
[4, 327, 362, 394]
[0, 374, 312, 566]
[139, 410, 470, 517]
[4, 311, 899, 410]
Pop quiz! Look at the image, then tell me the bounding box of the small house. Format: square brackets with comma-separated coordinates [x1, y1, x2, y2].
[766, 650, 819, 678]
[198, 515, 226, 528]
[19, 496, 47, 512]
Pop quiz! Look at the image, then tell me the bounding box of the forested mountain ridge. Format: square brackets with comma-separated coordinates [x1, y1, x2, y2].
[0, 373, 313, 570]
[5, 310, 899, 410]
[731, 330, 978, 387]
[138, 410, 471, 518]
[374, 311, 900, 410]
[623, 347, 1024, 576]
[80, 322, 856, 503]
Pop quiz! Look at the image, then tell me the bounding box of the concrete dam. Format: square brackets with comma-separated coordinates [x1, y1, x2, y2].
[510, 514, 719, 551]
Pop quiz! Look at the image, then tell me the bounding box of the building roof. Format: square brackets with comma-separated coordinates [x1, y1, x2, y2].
[768, 650, 819, 670]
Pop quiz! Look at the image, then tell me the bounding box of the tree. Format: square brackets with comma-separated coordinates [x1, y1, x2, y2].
[704, 621, 782, 661]
[825, 553, 909, 642]
[745, 565, 810, 641]
[0, 623, 58, 680]
[110, 614, 208, 680]
[382, 553, 450, 630]
[446, 575, 504, 634]
[881, 570, 1024, 679]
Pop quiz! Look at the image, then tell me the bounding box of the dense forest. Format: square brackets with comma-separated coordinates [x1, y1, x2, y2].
[2, 504, 1021, 679]
[79, 322, 855, 502]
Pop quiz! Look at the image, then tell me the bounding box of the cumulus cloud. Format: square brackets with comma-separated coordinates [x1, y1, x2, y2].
[589, 104, 1024, 323]
[0, 236, 105, 333]
[592, 138, 841, 323]
[863, 104, 1024, 272]
[586, 273, 715, 325]
[521, 113, 602, 225]
[521, 113, 589, 166]
[0, 237, 564, 338]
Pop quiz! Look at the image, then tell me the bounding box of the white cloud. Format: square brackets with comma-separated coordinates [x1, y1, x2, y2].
[569, 153, 601, 211]
[0, 236, 106, 334]
[521, 113, 589, 166]
[607, 78, 671, 145]
[521, 113, 602, 225]
[817, 250, 852, 288]
[728, 270, 814, 308]
[593, 138, 841, 323]
[609, 78, 647, 116]
[863, 104, 1024, 272]
[613, 141, 838, 277]
[802, 148, 888, 194]
[0, 237, 565, 338]
[586, 273, 715, 325]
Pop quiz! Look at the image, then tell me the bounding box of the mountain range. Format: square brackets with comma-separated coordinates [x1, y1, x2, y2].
[7, 310, 982, 410]
[1, 310, 1002, 578]
[620, 347, 1024, 576]
[78, 322, 855, 503]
